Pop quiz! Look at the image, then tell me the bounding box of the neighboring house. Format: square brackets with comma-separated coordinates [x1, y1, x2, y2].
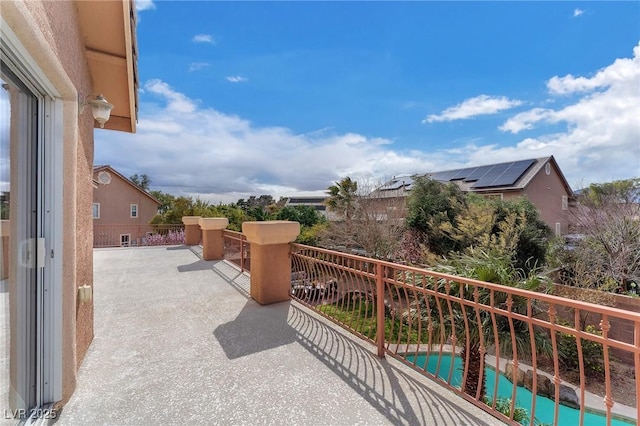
[285, 196, 329, 217]
[93, 166, 161, 247]
[370, 156, 575, 235]
[1, 0, 138, 415]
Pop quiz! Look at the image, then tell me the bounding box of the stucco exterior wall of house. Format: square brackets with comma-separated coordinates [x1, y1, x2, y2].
[521, 161, 571, 235]
[3, 0, 95, 404]
[93, 170, 160, 226]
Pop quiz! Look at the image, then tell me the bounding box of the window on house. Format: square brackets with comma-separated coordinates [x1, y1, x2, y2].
[562, 195, 568, 211]
[130, 204, 138, 218]
[120, 234, 131, 247]
[92, 203, 100, 219]
[545, 163, 551, 175]
[555, 223, 562, 236]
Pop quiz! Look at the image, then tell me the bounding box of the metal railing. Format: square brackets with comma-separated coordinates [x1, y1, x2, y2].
[222, 229, 250, 272]
[290, 243, 640, 426]
[93, 224, 184, 248]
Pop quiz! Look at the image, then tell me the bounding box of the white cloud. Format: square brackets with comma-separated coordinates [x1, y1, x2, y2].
[188, 62, 210, 72]
[547, 43, 640, 94]
[144, 79, 196, 114]
[136, 0, 155, 11]
[226, 76, 248, 83]
[499, 108, 555, 134]
[491, 42, 640, 185]
[573, 9, 584, 17]
[95, 80, 444, 203]
[423, 95, 523, 123]
[96, 43, 640, 203]
[192, 34, 215, 44]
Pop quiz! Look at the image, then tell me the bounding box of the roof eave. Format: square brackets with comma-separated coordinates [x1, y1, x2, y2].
[76, 0, 138, 133]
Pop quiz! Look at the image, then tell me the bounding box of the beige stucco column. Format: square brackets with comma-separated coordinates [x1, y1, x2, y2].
[242, 221, 300, 305]
[199, 217, 229, 260]
[182, 216, 202, 245]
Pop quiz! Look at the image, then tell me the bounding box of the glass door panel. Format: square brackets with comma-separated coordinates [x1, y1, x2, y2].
[1, 66, 39, 422]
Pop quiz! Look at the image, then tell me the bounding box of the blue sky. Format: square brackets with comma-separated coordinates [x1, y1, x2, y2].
[96, 1, 640, 203]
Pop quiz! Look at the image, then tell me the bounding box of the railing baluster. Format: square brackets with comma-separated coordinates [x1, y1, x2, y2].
[287, 243, 640, 426]
[376, 262, 385, 358]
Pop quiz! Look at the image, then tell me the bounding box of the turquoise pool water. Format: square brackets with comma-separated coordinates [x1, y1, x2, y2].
[404, 353, 634, 426]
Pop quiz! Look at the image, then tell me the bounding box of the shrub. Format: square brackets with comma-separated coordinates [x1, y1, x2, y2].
[556, 324, 604, 377]
[490, 397, 529, 424]
[143, 229, 185, 246]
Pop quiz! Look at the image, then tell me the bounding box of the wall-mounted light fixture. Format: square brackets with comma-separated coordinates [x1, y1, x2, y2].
[80, 94, 114, 128]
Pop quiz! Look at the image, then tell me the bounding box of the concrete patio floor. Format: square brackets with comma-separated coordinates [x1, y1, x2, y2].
[50, 246, 501, 426]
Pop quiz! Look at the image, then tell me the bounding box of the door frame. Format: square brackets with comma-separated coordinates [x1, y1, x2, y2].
[1, 16, 64, 410]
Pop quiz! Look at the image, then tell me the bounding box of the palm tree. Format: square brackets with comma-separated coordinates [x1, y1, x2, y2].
[326, 177, 358, 221]
[428, 250, 552, 401]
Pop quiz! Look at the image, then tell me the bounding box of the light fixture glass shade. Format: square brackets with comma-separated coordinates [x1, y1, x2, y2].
[87, 94, 114, 128]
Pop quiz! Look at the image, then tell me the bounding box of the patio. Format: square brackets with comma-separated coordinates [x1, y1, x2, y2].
[50, 246, 500, 425]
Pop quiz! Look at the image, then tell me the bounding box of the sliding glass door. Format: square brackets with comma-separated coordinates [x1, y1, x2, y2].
[1, 63, 43, 422]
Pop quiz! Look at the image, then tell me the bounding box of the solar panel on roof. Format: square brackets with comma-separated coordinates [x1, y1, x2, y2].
[380, 177, 414, 191]
[472, 163, 512, 188]
[386, 180, 405, 190]
[434, 170, 461, 181]
[487, 159, 536, 187]
[463, 165, 492, 182]
[449, 169, 469, 180]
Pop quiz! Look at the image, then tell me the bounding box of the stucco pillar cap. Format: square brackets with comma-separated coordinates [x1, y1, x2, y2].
[182, 216, 202, 225]
[242, 221, 300, 245]
[199, 217, 229, 230]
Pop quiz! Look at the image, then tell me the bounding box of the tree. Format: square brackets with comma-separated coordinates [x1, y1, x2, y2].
[321, 178, 406, 259]
[276, 205, 327, 245]
[326, 177, 358, 221]
[212, 204, 249, 231]
[237, 195, 275, 212]
[432, 251, 551, 400]
[247, 206, 270, 221]
[276, 205, 326, 228]
[567, 178, 640, 293]
[130, 174, 151, 192]
[492, 197, 550, 273]
[443, 196, 550, 273]
[150, 190, 175, 215]
[405, 176, 467, 256]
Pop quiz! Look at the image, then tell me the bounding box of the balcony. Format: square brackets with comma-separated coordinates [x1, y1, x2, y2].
[51, 222, 639, 425]
[51, 246, 499, 425]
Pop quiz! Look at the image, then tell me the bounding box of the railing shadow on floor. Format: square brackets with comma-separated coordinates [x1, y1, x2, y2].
[211, 253, 494, 424]
[176, 259, 217, 273]
[211, 260, 251, 298]
[165, 245, 192, 251]
[288, 304, 494, 426]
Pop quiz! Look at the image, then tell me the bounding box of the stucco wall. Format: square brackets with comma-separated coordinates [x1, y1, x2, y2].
[93, 171, 160, 225]
[3, 0, 95, 404]
[522, 162, 571, 235]
[552, 284, 640, 364]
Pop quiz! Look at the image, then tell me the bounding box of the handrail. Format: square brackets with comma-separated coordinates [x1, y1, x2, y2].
[289, 242, 640, 426]
[93, 224, 184, 247]
[222, 229, 250, 272]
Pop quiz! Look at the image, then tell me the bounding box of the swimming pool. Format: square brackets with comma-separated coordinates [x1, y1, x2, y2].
[404, 353, 635, 426]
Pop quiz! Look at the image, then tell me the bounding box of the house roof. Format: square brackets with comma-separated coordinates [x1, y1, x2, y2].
[374, 156, 574, 197]
[286, 197, 328, 204]
[93, 165, 161, 205]
[285, 197, 328, 211]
